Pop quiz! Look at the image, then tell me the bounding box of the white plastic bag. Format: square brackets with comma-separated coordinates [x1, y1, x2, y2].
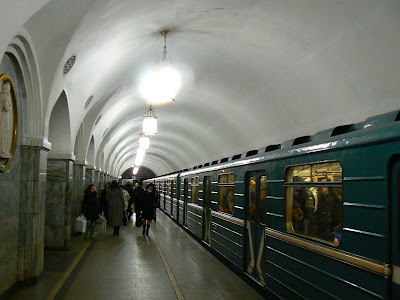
[97, 213, 107, 222]
[95, 220, 107, 233]
[95, 213, 107, 232]
[75, 215, 87, 233]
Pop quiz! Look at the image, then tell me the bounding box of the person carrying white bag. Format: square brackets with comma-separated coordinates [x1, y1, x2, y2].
[81, 184, 101, 239]
[95, 213, 107, 233]
[75, 215, 87, 233]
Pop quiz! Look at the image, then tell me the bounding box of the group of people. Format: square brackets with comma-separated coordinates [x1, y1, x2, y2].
[292, 182, 342, 245]
[80, 180, 160, 238]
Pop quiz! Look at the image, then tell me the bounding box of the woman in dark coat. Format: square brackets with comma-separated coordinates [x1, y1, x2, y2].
[107, 180, 125, 236]
[142, 183, 159, 235]
[81, 184, 99, 239]
[100, 182, 110, 220]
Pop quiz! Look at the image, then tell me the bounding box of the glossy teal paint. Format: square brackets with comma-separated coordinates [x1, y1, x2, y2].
[153, 111, 400, 299]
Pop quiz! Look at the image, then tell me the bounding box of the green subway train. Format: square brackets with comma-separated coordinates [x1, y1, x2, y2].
[145, 109, 400, 299]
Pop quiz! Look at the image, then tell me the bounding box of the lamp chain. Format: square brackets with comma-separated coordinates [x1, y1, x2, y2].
[161, 30, 169, 64]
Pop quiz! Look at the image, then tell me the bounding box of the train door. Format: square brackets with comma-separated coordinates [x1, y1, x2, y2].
[391, 158, 400, 298]
[171, 179, 175, 215]
[163, 181, 166, 210]
[183, 179, 188, 227]
[203, 177, 212, 244]
[245, 171, 268, 285]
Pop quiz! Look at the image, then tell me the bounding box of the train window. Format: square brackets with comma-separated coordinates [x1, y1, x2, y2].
[285, 161, 343, 246]
[184, 178, 188, 202]
[167, 180, 171, 197]
[191, 177, 199, 204]
[249, 176, 256, 221]
[171, 180, 175, 199]
[259, 176, 268, 225]
[218, 173, 235, 215]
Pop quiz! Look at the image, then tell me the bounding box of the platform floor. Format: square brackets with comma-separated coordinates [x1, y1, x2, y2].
[4, 210, 265, 300]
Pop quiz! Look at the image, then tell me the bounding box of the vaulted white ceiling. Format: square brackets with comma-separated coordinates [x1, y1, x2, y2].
[2, 0, 400, 176]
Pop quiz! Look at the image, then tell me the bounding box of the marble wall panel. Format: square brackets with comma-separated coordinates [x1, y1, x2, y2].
[94, 171, 100, 187]
[0, 178, 20, 295]
[45, 203, 64, 225]
[85, 168, 94, 186]
[0, 181, 19, 220]
[47, 160, 69, 181]
[44, 225, 65, 248]
[0, 53, 47, 294]
[45, 159, 73, 249]
[17, 245, 37, 283]
[72, 164, 86, 232]
[17, 147, 48, 285]
[0, 216, 19, 293]
[46, 182, 66, 204]
[64, 161, 73, 233]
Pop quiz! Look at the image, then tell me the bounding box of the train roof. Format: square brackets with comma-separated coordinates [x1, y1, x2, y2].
[178, 109, 400, 177]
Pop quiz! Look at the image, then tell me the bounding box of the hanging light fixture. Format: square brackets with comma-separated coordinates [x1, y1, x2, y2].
[143, 105, 157, 135]
[134, 156, 143, 166]
[139, 134, 150, 150]
[140, 30, 181, 105]
[133, 166, 139, 175]
[137, 148, 145, 159]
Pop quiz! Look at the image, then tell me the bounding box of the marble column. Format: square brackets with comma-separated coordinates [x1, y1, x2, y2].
[100, 172, 105, 186]
[94, 169, 100, 188]
[72, 161, 86, 232]
[85, 165, 95, 186]
[17, 140, 50, 284]
[45, 154, 74, 249]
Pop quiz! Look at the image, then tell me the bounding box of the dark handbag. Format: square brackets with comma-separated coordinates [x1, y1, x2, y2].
[154, 191, 160, 208]
[123, 210, 127, 226]
[135, 212, 142, 227]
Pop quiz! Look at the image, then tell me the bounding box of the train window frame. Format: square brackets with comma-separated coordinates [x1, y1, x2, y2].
[183, 178, 188, 203]
[218, 173, 235, 215]
[171, 180, 175, 199]
[259, 175, 268, 225]
[191, 177, 199, 204]
[284, 161, 343, 247]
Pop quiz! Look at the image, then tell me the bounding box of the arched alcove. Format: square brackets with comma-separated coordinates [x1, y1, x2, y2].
[86, 135, 95, 166]
[100, 152, 104, 171]
[73, 123, 86, 162]
[46, 90, 74, 250]
[7, 32, 44, 142]
[48, 90, 72, 155]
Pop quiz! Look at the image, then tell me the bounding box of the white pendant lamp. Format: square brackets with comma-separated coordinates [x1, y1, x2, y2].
[143, 105, 157, 135]
[139, 134, 150, 150]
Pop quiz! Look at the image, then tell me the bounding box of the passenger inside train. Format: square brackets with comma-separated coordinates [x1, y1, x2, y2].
[287, 162, 343, 246]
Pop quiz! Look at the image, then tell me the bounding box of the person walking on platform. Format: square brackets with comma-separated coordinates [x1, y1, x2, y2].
[100, 182, 110, 221]
[107, 180, 125, 236]
[133, 181, 145, 227]
[81, 184, 100, 239]
[125, 181, 134, 220]
[142, 183, 158, 235]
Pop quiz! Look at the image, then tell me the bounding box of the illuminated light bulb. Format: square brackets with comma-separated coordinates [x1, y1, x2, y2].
[139, 134, 150, 150]
[133, 167, 139, 175]
[143, 115, 157, 135]
[140, 66, 181, 104]
[137, 148, 145, 159]
[135, 156, 143, 166]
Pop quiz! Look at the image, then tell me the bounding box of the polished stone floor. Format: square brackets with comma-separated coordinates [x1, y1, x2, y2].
[4, 211, 265, 300]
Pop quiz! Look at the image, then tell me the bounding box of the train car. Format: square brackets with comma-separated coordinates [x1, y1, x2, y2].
[152, 173, 180, 220]
[157, 110, 400, 299]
